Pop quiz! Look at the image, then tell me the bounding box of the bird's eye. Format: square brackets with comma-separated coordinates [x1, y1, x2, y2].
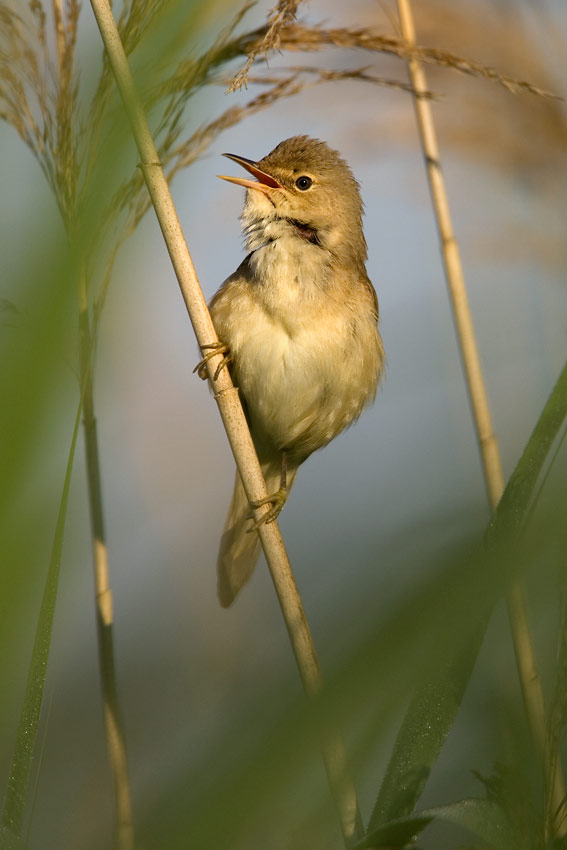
[295, 175, 312, 191]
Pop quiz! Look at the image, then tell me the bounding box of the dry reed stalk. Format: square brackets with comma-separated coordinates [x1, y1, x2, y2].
[0, 1, 135, 842]
[53, 1, 135, 841]
[87, 0, 363, 845]
[395, 0, 566, 837]
[16, 0, 136, 841]
[78, 268, 135, 850]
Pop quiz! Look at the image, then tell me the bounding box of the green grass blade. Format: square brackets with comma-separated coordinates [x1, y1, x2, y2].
[1, 399, 82, 837]
[0, 825, 30, 849]
[368, 361, 567, 833]
[489, 362, 567, 539]
[360, 798, 527, 850]
[368, 633, 484, 828]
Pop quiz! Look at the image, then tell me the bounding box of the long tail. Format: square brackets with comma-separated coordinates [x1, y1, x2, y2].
[217, 458, 296, 607]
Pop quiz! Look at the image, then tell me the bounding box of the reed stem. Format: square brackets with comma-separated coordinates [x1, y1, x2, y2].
[87, 1, 363, 844]
[78, 269, 135, 850]
[395, 0, 566, 835]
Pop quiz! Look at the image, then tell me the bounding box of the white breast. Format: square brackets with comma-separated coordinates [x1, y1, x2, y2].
[212, 236, 380, 461]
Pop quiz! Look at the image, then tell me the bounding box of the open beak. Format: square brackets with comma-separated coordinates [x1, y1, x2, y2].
[218, 153, 282, 193]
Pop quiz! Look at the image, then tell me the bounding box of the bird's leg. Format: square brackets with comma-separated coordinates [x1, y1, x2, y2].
[193, 341, 231, 381]
[248, 452, 288, 530]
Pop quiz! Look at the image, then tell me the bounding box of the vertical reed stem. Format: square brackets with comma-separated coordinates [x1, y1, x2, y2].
[87, 1, 363, 844]
[396, 0, 504, 506]
[395, 0, 566, 835]
[78, 269, 135, 850]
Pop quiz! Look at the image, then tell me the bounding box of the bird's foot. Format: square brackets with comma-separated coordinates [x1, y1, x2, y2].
[193, 342, 231, 381]
[247, 488, 287, 531]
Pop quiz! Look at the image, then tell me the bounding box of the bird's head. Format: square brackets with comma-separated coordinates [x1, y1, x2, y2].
[218, 136, 367, 265]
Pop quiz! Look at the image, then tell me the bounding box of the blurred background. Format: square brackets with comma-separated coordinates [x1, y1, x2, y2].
[1, 0, 565, 847]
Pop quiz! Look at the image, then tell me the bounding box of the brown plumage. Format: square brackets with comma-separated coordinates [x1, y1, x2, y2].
[210, 136, 384, 606]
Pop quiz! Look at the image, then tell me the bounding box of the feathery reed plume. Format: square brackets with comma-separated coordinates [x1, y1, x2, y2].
[228, 0, 304, 92]
[230, 22, 561, 99]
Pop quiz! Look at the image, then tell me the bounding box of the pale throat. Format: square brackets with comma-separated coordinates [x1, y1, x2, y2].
[247, 222, 332, 305]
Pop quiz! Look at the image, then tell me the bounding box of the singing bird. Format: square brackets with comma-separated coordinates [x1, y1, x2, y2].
[207, 136, 385, 606]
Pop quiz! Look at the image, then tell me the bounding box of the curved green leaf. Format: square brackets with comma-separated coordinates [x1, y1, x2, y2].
[368, 637, 482, 828]
[360, 798, 528, 850]
[368, 362, 567, 833]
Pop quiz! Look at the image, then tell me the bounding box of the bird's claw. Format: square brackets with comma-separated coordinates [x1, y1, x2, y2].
[194, 342, 231, 381]
[246, 488, 288, 532]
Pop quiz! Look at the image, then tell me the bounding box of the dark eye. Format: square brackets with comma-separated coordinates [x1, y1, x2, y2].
[295, 175, 312, 191]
